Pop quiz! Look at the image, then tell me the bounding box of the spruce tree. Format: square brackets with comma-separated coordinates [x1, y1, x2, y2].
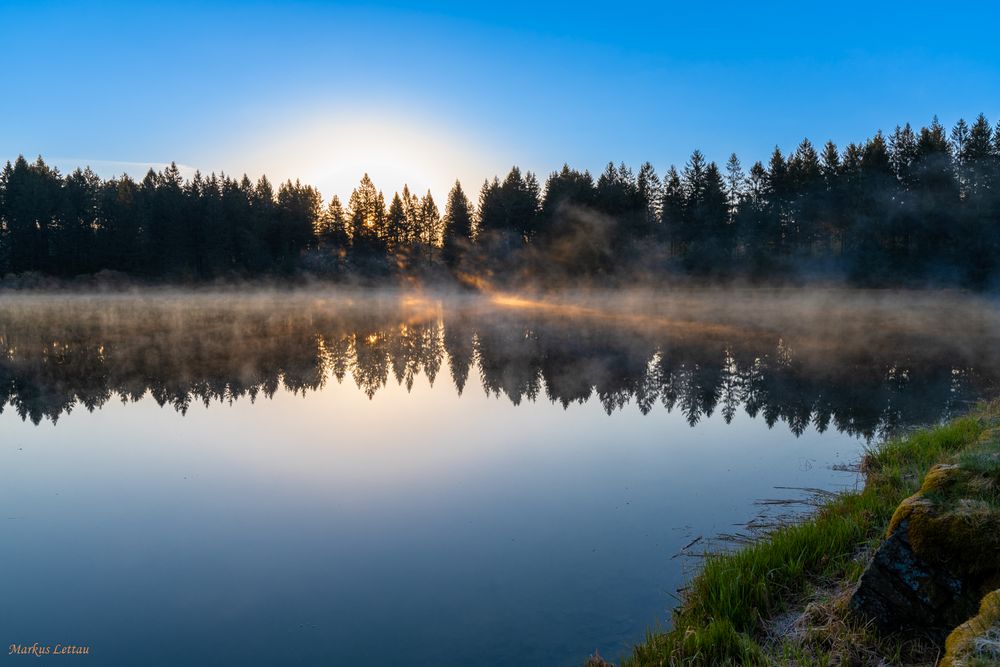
[441, 180, 474, 270]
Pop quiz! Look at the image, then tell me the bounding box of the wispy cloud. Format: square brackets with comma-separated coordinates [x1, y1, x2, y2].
[45, 157, 200, 180]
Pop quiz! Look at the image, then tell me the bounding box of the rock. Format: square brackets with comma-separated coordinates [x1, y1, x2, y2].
[849, 463, 1000, 644]
[940, 589, 1000, 667]
[848, 516, 977, 641]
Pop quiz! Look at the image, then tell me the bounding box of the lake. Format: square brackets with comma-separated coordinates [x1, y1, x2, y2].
[2, 288, 998, 665]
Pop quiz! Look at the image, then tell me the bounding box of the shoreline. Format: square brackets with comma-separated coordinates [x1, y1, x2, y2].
[610, 402, 1000, 666]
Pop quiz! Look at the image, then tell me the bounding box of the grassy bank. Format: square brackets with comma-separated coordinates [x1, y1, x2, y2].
[618, 401, 1000, 666]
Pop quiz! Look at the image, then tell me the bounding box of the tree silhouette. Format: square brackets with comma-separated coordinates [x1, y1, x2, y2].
[441, 180, 475, 270]
[347, 173, 386, 258]
[3, 113, 1000, 286]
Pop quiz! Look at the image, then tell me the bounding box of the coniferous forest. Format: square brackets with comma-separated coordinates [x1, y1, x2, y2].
[3, 115, 1000, 287]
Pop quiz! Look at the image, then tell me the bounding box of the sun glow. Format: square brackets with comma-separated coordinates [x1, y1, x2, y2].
[225, 109, 506, 204]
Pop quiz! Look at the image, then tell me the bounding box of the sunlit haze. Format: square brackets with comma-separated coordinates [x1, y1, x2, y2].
[221, 109, 506, 203]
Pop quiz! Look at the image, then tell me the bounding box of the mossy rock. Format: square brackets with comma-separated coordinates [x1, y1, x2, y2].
[888, 463, 1000, 576]
[940, 589, 1000, 667]
[851, 456, 1000, 643]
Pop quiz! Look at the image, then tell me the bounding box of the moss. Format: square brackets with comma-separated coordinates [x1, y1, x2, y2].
[940, 589, 1000, 667]
[908, 504, 1000, 575]
[886, 441, 1000, 575]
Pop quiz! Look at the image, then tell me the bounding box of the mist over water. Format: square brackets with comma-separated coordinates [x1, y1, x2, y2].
[2, 287, 996, 435]
[2, 288, 999, 665]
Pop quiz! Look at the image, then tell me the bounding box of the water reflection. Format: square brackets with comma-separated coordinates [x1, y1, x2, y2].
[1, 290, 996, 439]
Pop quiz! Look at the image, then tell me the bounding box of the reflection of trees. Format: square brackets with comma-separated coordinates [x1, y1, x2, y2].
[443, 315, 474, 396]
[0, 299, 996, 439]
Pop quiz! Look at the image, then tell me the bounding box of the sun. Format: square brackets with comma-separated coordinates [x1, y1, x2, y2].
[231, 108, 504, 204]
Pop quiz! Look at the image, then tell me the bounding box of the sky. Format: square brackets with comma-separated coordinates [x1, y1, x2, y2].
[3, 0, 1000, 203]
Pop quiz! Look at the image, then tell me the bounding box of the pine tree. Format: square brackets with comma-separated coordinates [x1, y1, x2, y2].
[962, 114, 995, 197]
[5, 156, 60, 274]
[347, 173, 385, 256]
[441, 180, 474, 270]
[539, 165, 596, 241]
[911, 117, 958, 278]
[849, 132, 896, 282]
[889, 124, 919, 187]
[385, 192, 407, 251]
[249, 175, 276, 272]
[146, 162, 191, 275]
[481, 167, 540, 247]
[676, 152, 731, 274]
[55, 167, 101, 275]
[417, 190, 440, 266]
[788, 139, 821, 251]
[636, 161, 661, 234]
[765, 147, 789, 256]
[318, 195, 349, 250]
[739, 161, 772, 274]
[401, 184, 420, 246]
[477, 178, 502, 235]
[96, 174, 141, 273]
[951, 118, 971, 186]
[724, 153, 745, 222]
[659, 166, 684, 254]
[275, 179, 321, 272]
[958, 114, 997, 284]
[0, 161, 11, 274]
[818, 141, 845, 257]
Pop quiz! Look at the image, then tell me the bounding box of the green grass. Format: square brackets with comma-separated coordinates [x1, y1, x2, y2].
[619, 403, 1000, 667]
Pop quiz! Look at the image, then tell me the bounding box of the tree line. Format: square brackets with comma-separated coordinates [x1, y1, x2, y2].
[2, 114, 1000, 286]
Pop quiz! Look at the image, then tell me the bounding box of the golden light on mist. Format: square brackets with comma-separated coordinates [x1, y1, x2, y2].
[488, 292, 746, 337]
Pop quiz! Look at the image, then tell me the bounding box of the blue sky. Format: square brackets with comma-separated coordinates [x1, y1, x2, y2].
[3, 0, 1000, 201]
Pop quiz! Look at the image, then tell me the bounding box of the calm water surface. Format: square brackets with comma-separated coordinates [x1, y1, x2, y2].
[2, 289, 998, 665]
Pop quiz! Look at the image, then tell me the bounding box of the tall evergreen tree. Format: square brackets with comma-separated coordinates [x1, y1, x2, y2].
[539, 165, 596, 241]
[659, 166, 684, 254]
[958, 114, 997, 284]
[787, 139, 822, 251]
[314, 194, 346, 251]
[385, 192, 407, 252]
[348, 173, 386, 256]
[441, 180, 475, 270]
[5, 156, 60, 274]
[417, 190, 441, 266]
[738, 161, 773, 275]
[910, 117, 958, 279]
[274, 180, 321, 271]
[478, 168, 539, 250]
[679, 152, 730, 274]
[635, 161, 662, 236]
[724, 153, 745, 222]
[55, 167, 101, 275]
